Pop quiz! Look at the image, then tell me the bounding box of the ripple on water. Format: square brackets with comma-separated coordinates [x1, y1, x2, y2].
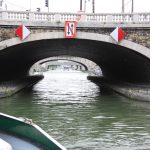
[0, 72, 150, 150]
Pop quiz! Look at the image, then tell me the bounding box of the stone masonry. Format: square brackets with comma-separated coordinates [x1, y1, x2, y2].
[0, 24, 150, 48]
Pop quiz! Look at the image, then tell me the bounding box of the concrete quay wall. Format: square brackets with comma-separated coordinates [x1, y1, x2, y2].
[0, 75, 43, 98]
[88, 76, 150, 102]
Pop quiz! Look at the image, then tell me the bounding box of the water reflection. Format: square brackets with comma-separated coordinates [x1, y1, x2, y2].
[32, 71, 100, 104]
[0, 72, 150, 150]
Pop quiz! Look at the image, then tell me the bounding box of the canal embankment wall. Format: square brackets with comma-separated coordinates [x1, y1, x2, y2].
[88, 76, 150, 102]
[0, 75, 43, 98]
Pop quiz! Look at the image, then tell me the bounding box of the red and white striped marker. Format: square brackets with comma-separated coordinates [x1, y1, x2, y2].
[110, 27, 126, 43]
[15, 25, 31, 40]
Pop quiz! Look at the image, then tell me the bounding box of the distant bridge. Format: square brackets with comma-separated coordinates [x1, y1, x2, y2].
[29, 56, 102, 76]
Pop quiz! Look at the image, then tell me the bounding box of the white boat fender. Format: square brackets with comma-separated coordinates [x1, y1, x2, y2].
[0, 138, 12, 150]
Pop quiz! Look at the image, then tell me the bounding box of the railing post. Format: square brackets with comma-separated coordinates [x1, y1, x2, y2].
[107, 15, 113, 23]
[54, 14, 61, 23]
[2, 11, 8, 20]
[77, 11, 86, 22]
[29, 12, 34, 21]
[80, 13, 86, 21]
[133, 14, 139, 23]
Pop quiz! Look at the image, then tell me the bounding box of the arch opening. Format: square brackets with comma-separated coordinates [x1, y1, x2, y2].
[29, 56, 102, 77]
[0, 31, 150, 84]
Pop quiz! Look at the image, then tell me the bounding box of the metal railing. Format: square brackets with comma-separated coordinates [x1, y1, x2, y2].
[0, 10, 150, 23]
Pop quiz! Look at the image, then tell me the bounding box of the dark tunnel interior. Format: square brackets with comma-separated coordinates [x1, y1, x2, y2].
[0, 38, 150, 83]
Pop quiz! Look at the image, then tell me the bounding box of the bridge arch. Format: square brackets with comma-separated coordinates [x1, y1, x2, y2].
[0, 31, 150, 83]
[29, 56, 102, 76]
[43, 59, 88, 71]
[0, 31, 150, 58]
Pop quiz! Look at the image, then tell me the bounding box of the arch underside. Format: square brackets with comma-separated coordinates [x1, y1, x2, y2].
[0, 38, 150, 83]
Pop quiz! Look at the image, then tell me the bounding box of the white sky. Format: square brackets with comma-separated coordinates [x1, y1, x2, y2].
[4, 0, 150, 13]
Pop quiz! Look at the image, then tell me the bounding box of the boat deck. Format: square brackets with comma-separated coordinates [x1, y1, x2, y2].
[0, 132, 43, 150]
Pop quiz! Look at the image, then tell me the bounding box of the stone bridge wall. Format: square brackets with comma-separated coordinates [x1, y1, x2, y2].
[0, 25, 150, 48]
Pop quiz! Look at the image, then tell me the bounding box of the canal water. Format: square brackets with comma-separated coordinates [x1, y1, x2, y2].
[0, 72, 150, 150]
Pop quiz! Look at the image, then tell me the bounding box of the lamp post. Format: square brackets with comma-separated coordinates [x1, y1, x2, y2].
[92, 0, 95, 13]
[122, 0, 124, 13]
[80, 0, 82, 11]
[131, 0, 134, 13]
[84, 0, 86, 12]
[45, 0, 49, 12]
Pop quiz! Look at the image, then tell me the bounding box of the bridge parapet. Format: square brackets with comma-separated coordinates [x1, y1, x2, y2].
[0, 10, 150, 24]
[0, 11, 150, 48]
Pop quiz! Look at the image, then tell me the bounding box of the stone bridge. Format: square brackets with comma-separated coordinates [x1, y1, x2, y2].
[0, 11, 150, 100]
[1, 11, 150, 48]
[29, 56, 102, 76]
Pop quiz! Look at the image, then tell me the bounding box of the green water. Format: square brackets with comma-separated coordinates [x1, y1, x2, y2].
[0, 72, 150, 150]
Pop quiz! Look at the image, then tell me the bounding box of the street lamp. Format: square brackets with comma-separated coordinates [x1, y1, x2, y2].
[122, 0, 124, 13]
[80, 0, 82, 11]
[45, 0, 49, 12]
[92, 0, 95, 13]
[131, 0, 134, 13]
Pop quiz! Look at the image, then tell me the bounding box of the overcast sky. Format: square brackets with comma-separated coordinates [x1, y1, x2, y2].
[4, 0, 150, 13]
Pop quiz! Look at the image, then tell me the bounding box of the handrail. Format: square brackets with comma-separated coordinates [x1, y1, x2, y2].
[0, 10, 150, 23]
